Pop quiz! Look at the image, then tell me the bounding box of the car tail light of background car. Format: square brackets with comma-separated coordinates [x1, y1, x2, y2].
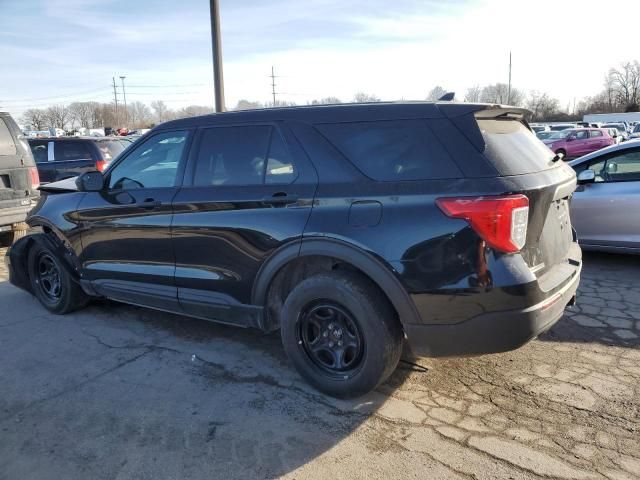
[436, 194, 529, 253]
[29, 166, 40, 190]
[95, 159, 109, 172]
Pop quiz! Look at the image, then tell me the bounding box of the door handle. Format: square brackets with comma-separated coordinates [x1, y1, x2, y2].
[262, 192, 299, 205]
[136, 198, 162, 209]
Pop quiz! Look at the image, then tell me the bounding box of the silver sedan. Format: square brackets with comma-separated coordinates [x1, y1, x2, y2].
[568, 140, 640, 254]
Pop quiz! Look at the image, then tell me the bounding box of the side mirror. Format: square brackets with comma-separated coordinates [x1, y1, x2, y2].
[577, 169, 596, 184]
[75, 171, 104, 192]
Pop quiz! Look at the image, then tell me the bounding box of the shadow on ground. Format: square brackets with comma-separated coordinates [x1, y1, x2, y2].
[540, 251, 640, 349]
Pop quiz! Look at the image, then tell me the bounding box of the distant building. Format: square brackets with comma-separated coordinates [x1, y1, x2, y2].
[583, 112, 640, 124]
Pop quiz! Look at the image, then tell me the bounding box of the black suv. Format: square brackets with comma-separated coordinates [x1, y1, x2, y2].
[28, 136, 133, 184]
[0, 112, 40, 246]
[6, 102, 581, 397]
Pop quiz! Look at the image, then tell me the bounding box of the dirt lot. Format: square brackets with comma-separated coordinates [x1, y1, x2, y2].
[0, 247, 638, 480]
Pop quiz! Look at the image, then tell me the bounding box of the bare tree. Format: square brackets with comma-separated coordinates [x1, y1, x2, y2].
[310, 97, 341, 105]
[45, 105, 71, 130]
[464, 86, 482, 103]
[233, 99, 263, 111]
[352, 92, 380, 103]
[480, 83, 524, 106]
[151, 100, 169, 123]
[127, 101, 152, 128]
[68, 102, 96, 128]
[264, 100, 297, 108]
[526, 91, 560, 121]
[609, 61, 640, 109]
[21, 109, 48, 130]
[426, 86, 447, 101]
[175, 105, 214, 118]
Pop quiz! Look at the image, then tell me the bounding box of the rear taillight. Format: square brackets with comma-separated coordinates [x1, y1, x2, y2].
[436, 194, 529, 253]
[29, 166, 40, 190]
[95, 159, 108, 172]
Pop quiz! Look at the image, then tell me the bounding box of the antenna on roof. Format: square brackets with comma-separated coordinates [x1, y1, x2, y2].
[438, 92, 455, 101]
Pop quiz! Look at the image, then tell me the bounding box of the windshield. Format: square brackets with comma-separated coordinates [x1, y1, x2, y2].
[96, 140, 128, 160]
[536, 131, 555, 139]
[547, 130, 571, 140]
[634, 124, 640, 133]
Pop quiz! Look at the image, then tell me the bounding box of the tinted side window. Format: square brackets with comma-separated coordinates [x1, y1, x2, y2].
[29, 141, 48, 163]
[316, 120, 462, 181]
[590, 130, 603, 138]
[0, 118, 17, 156]
[575, 130, 588, 140]
[54, 141, 92, 161]
[194, 126, 271, 186]
[108, 131, 188, 189]
[266, 131, 296, 184]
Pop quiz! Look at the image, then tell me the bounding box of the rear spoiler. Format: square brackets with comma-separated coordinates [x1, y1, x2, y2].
[434, 103, 533, 153]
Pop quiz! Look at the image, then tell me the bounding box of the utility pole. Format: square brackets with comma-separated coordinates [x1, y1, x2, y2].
[112, 77, 119, 125]
[507, 51, 512, 105]
[270, 66, 277, 106]
[209, 0, 225, 112]
[120, 76, 128, 127]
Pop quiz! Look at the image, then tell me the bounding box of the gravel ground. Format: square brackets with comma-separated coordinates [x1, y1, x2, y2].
[0, 246, 638, 480]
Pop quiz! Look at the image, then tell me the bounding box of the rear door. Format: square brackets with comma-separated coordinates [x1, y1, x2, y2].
[171, 123, 317, 327]
[0, 115, 38, 227]
[571, 146, 640, 248]
[52, 140, 97, 181]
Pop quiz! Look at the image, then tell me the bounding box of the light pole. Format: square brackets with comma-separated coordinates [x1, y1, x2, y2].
[209, 0, 225, 112]
[120, 76, 128, 127]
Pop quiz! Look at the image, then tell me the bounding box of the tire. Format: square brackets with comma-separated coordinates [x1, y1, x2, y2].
[280, 271, 403, 398]
[27, 241, 89, 314]
[556, 148, 567, 160]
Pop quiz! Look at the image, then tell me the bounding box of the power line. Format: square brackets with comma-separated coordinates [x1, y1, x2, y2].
[1, 87, 112, 103]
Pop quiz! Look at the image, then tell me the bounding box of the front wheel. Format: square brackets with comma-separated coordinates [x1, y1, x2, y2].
[28, 242, 89, 314]
[555, 148, 567, 160]
[280, 271, 403, 398]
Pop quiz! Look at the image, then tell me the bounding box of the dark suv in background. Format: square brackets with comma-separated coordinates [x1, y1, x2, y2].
[6, 102, 581, 397]
[0, 112, 40, 246]
[28, 136, 132, 184]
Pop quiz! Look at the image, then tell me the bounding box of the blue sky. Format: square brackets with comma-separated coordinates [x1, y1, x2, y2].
[1, 0, 640, 118]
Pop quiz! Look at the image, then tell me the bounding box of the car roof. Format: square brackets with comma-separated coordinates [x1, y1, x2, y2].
[27, 136, 129, 141]
[155, 101, 530, 130]
[568, 139, 640, 167]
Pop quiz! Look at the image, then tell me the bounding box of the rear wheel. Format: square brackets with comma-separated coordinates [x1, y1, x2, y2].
[280, 271, 403, 398]
[28, 242, 89, 314]
[555, 148, 567, 160]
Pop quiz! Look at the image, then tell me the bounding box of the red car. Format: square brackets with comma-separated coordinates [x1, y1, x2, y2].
[542, 128, 614, 160]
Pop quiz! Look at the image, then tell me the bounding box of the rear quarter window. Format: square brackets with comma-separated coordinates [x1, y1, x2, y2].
[477, 119, 555, 175]
[316, 119, 463, 181]
[0, 118, 17, 157]
[54, 141, 93, 161]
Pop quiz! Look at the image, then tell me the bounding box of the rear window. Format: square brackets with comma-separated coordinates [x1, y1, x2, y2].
[477, 119, 555, 175]
[96, 140, 127, 161]
[0, 118, 17, 157]
[54, 141, 93, 161]
[316, 120, 462, 181]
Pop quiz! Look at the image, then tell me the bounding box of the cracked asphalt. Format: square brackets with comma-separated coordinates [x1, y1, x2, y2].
[0, 247, 638, 480]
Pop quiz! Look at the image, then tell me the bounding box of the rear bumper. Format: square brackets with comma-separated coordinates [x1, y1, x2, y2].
[0, 204, 31, 229]
[404, 248, 581, 357]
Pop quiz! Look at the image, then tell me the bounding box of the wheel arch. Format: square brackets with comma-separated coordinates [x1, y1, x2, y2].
[252, 237, 421, 329]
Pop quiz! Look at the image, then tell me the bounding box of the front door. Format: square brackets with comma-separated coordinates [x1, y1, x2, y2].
[171, 123, 317, 327]
[75, 129, 192, 310]
[572, 146, 640, 248]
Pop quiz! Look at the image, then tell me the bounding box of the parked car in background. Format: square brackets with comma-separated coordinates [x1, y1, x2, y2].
[629, 123, 640, 140]
[28, 137, 133, 184]
[550, 124, 577, 131]
[6, 102, 581, 398]
[602, 123, 628, 142]
[543, 128, 614, 159]
[530, 124, 550, 133]
[607, 128, 624, 144]
[0, 112, 40, 246]
[569, 140, 640, 253]
[536, 130, 556, 141]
